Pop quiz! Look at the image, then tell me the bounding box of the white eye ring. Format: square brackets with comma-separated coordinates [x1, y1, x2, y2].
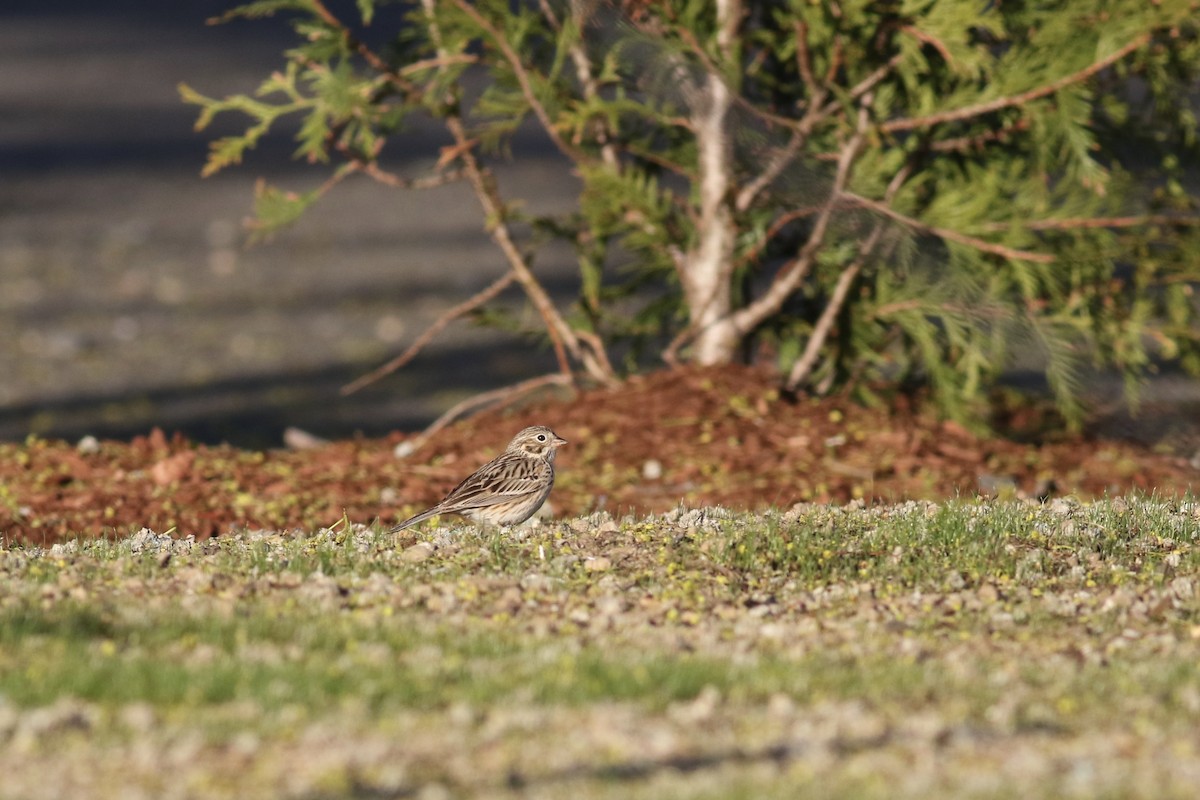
[536, 434, 547, 442]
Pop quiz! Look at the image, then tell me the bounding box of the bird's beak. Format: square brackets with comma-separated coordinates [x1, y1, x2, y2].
[554, 435, 568, 447]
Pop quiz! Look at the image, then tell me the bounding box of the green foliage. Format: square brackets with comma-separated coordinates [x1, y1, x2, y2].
[183, 0, 1200, 427]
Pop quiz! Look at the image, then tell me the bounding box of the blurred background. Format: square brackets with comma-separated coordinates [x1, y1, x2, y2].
[4, 2, 1200, 453]
[1, 0, 578, 447]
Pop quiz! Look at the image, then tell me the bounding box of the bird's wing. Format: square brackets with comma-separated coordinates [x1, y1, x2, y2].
[441, 457, 552, 510]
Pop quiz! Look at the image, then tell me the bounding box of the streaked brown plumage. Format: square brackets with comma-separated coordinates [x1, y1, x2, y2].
[390, 426, 567, 532]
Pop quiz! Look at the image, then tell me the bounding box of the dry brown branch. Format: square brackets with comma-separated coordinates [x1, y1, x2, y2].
[794, 20, 819, 96]
[340, 271, 519, 396]
[823, 36, 844, 86]
[421, 0, 615, 387]
[574, 328, 617, 378]
[397, 373, 575, 456]
[841, 192, 1056, 263]
[841, 53, 904, 104]
[901, 25, 955, 68]
[882, 33, 1151, 133]
[397, 53, 477, 77]
[359, 161, 465, 190]
[626, 144, 690, 175]
[445, 120, 578, 378]
[929, 119, 1030, 152]
[329, 133, 467, 190]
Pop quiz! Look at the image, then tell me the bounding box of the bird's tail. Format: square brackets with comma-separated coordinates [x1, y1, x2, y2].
[389, 507, 441, 533]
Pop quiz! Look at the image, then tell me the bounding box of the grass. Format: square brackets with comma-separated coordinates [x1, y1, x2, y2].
[1, 498, 1199, 798]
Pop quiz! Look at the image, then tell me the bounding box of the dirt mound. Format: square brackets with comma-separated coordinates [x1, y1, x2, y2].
[2, 366, 1196, 545]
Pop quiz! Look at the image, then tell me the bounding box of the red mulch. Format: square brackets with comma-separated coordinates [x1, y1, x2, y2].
[2, 365, 1196, 546]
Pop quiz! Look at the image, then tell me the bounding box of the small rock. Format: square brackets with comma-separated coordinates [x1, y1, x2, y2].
[594, 595, 627, 616]
[642, 459, 663, 480]
[401, 542, 436, 563]
[670, 685, 721, 724]
[766, 693, 796, 719]
[118, 703, 158, 734]
[282, 426, 330, 450]
[150, 451, 195, 486]
[76, 435, 100, 454]
[584, 556, 612, 572]
[1048, 497, 1077, 515]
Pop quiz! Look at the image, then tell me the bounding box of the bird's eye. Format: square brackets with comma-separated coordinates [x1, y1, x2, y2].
[536, 434, 547, 442]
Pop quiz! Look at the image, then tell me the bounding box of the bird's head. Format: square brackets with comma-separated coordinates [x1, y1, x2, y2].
[508, 426, 568, 460]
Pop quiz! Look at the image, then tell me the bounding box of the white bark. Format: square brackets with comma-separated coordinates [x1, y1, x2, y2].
[681, 0, 741, 365]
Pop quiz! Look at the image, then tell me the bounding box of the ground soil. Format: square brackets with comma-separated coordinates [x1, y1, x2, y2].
[2, 365, 1197, 546]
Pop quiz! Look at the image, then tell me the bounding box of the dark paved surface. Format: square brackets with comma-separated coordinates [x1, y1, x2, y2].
[1, 1, 579, 446]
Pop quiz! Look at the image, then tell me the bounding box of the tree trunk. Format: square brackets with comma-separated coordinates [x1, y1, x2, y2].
[681, 0, 740, 366]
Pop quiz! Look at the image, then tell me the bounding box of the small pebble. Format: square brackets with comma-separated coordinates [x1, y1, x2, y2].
[401, 542, 436, 563]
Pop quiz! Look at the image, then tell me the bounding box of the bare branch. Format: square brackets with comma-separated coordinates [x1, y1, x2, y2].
[357, 161, 465, 190]
[793, 20, 819, 97]
[882, 33, 1151, 133]
[399, 373, 575, 455]
[340, 271, 518, 396]
[841, 53, 903, 104]
[928, 119, 1030, 152]
[329, 132, 466, 190]
[421, 0, 616, 386]
[398, 53, 478, 77]
[900, 24, 956, 68]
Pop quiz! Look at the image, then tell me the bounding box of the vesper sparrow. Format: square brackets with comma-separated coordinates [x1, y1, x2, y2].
[390, 425, 568, 532]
